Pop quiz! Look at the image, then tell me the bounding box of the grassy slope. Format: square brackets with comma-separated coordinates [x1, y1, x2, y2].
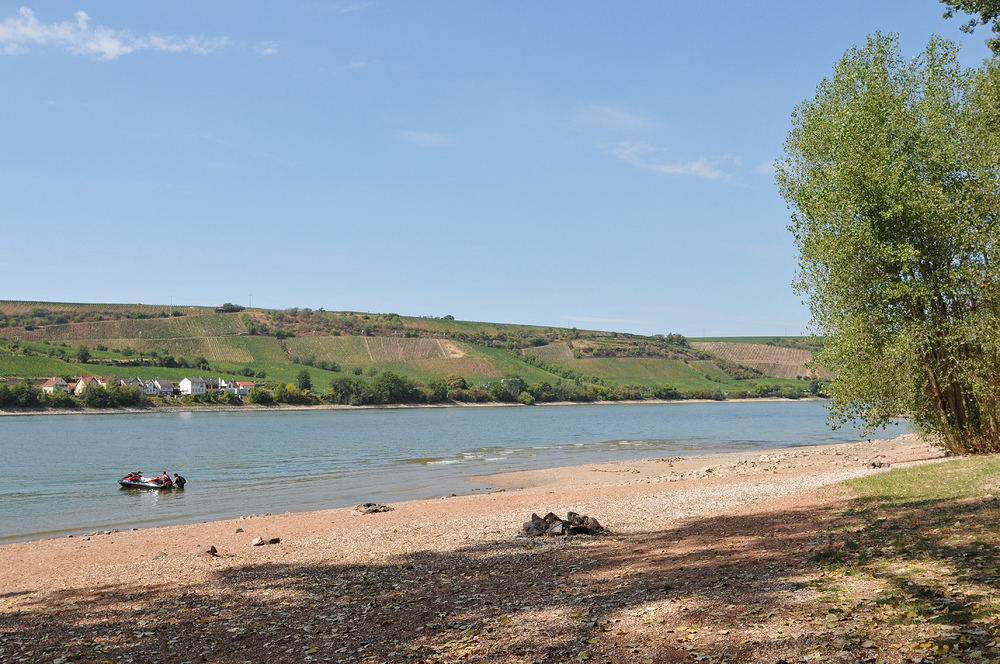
[0, 302, 819, 391]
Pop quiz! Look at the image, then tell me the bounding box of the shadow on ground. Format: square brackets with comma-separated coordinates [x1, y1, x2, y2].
[4, 492, 1000, 663]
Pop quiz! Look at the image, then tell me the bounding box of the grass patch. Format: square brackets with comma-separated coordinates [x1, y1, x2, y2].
[794, 456, 1000, 659]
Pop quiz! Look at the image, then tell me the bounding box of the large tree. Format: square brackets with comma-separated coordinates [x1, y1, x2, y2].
[942, 0, 1000, 53]
[777, 33, 1000, 454]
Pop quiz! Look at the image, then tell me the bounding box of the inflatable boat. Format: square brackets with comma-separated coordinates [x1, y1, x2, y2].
[118, 473, 173, 490]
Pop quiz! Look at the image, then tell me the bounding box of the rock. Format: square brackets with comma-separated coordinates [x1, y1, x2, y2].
[235, 527, 244, 533]
[196, 545, 218, 557]
[520, 511, 606, 537]
[521, 522, 543, 537]
[354, 503, 394, 514]
[584, 516, 603, 534]
[251, 536, 265, 546]
[267, 537, 280, 544]
[152, 552, 168, 560]
[546, 520, 566, 536]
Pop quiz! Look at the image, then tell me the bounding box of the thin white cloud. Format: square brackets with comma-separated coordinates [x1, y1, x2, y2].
[0, 8, 228, 60]
[399, 130, 455, 148]
[573, 104, 658, 131]
[754, 160, 775, 175]
[608, 141, 733, 182]
[345, 59, 376, 69]
[257, 41, 279, 56]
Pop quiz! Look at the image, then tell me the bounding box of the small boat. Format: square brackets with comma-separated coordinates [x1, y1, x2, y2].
[118, 473, 173, 490]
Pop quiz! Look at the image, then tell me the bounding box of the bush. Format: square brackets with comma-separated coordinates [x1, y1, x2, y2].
[246, 387, 274, 405]
[517, 391, 536, 405]
[11, 381, 41, 407]
[42, 390, 77, 408]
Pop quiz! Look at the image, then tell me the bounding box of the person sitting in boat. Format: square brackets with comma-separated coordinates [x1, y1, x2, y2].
[173, 473, 186, 489]
[124, 471, 141, 480]
[160, 472, 172, 488]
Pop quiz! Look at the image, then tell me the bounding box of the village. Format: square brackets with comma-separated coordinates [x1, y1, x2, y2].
[36, 375, 256, 398]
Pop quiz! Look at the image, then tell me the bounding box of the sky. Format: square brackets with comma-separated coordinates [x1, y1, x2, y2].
[0, 2, 993, 337]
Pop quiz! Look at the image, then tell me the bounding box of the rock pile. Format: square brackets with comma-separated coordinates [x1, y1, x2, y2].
[521, 511, 605, 537]
[354, 503, 394, 514]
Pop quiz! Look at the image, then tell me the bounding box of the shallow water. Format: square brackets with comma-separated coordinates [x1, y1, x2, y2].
[0, 401, 903, 543]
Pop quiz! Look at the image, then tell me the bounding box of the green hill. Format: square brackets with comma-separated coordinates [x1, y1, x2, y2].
[0, 300, 821, 397]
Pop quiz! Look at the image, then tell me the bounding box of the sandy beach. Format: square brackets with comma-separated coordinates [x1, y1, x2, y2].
[1, 433, 948, 663]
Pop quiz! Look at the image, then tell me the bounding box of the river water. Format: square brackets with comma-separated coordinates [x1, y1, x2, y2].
[0, 401, 900, 544]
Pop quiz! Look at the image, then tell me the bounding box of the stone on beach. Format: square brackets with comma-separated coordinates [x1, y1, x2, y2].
[521, 511, 606, 537]
[353, 503, 394, 514]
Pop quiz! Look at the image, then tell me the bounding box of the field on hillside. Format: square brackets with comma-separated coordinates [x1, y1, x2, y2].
[690, 341, 826, 380]
[363, 337, 449, 362]
[523, 342, 573, 361]
[284, 337, 370, 365]
[41, 313, 246, 342]
[555, 357, 712, 383]
[0, 355, 81, 377]
[0, 300, 203, 316]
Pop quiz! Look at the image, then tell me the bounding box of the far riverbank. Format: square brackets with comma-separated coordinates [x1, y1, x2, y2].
[0, 395, 826, 417]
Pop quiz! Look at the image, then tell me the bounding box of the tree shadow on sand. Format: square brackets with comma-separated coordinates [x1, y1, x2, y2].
[4, 493, 1000, 663]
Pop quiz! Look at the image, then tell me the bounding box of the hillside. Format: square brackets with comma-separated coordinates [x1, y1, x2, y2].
[0, 300, 823, 399]
[689, 340, 830, 380]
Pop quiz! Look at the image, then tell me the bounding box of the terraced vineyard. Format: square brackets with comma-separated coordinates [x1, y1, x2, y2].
[204, 337, 255, 363]
[40, 313, 246, 342]
[284, 337, 371, 365]
[557, 357, 710, 383]
[523, 342, 573, 361]
[690, 341, 826, 380]
[363, 337, 450, 362]
[0, 300, 196, 316]
[222, 337, 288, 364]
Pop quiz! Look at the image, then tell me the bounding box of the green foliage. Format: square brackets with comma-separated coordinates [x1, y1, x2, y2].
[941, 0, 1000, 52]
[777, 33, 1000, 453]
[296, 369, 313, 392]
[444, 374, 467, 390]
[10, 380, 41, 407]
[80, 384, 147, 409]
[246, 386, 274, 405]
[41, 390, 77, 408]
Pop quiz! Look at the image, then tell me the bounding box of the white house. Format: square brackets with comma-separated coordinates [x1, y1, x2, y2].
[179, 377, 206, 395]
[41, 377, 69, 394]
[152, 379, 174, 396]
[74, 376, 101, 395]
[221, 380, 254, 396]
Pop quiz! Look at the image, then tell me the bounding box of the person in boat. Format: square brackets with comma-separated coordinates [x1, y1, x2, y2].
[124, 471, 141, 480]
[173, 473, 186, 489]
[160, 471, 172, 488]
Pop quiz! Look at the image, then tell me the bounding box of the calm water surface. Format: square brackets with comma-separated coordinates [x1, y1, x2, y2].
[0, 401, 901, 543]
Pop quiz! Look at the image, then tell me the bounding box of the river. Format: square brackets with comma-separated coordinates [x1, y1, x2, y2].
[0, 401, 901, 543]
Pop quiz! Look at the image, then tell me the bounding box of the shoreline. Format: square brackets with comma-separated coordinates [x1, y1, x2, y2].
[2, 433, 948, 662]
[3, 432, 934, 551]
[0, 395, 826, 417]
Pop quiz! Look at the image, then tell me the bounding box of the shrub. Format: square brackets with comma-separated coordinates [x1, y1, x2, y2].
[246, 387, 274, 405]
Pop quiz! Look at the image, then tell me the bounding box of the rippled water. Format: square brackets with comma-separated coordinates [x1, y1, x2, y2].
[0, 401, 902, 543]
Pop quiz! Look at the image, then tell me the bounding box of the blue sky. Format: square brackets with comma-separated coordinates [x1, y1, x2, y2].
[0, 2, 991, 336]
